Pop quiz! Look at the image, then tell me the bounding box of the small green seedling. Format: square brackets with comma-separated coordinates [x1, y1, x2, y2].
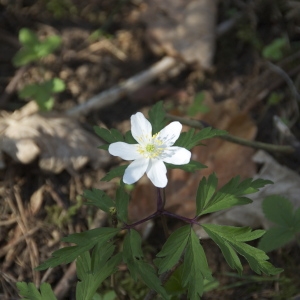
[187, 92, 210, 116]
[259, 195, 300, 252]
[262, 37, 288, 61]
[13, 28, 62, 67]
[19, 78, 65, 111]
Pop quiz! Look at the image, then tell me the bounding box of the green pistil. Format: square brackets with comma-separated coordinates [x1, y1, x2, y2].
[146, 144, 155, 152]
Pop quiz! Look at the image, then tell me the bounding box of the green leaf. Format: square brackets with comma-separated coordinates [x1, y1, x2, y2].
[122, 230, 168, 299]
[174, 127, 227, 150]
[76, 242, 121, 300]
[17, 282, 57, 300]
[19, 28, 39, 46]
[94, 126, 124, 144]
[136, 261, 169, 300]
[115, 184, 129, 223]
[187, 92, 210, 116]
[122, 230, 144, 281]
[148, 101, 167, 134]
[182, 228, 213, 300]
[262, 195, 294, 227]
[51, 78, 66, 92]
[36, 227, 120, 270]
[101, 164, 128, 181]
[262, 37, 287, 61]
[164, 265, 186, 296]
[165, 160, 206, 172]
[83, 188, 115, 213]
[202, 224, 283, 276]
[196, 175, 272, 216]
[13, 47, 39, 66]
[258, 226, 295, 253]
[155, 225, 190, 274]
[38, 35, 62, 57]
[124, 130, 137, 144]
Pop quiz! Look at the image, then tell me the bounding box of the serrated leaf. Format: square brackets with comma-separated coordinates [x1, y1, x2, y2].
[136, 261, 169, 300]
[115, 184, 129, 223]
[258, 227, 295, 253]
[101, 164, 128, 181]
[155, 225, 190, 274]
[124, 130, 137, 144]
[182, 228, 213, 300]
[197, 175, 272, 216]
[202, 224, 283, 276]
[166, 160, 206, 172]
[262, 195, 294, 227]
[174, 127, 227, 150]
[122, 230, 168, 299]
[148, 101, 167, 134]
[76, 242, 121, 300]
[164, 265, 186, 296]
[17, 282, 57, 300]
[94, 126, 124, 144]
[83, 188, 115, 213]
[196, 173, 218, 216]
[36, 228, 119, 270]
[122, 230, 144, 281]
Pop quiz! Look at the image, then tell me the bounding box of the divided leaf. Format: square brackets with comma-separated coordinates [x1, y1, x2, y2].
[148, 101, 167, 134]
[262, 195, 294, 227]
[122, 230, 168, 299]
[202, 224, 283, 276]
[101, 164, 128, 181]
[258, 196, 300, 252]
[36, 227, 120, 270]
[76, 242, 121, 300]
[196, 174, 272, 216]
[155, 225, 190, 274]
[182, 228, 213, 300]
[174, 127, 227, 150]
[17, 282, 57, 300]
[94, 126, 124, 145]
[258, 227, 295, 253]
[115, 184, 129, 223]
[83, 188, 115, 213]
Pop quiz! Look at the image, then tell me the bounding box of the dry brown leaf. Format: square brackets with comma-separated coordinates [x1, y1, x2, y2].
[195, 150, 300, 238]
[129, 97, 258, 230]
[0, 108, 109, 173]
[143, 0, 217, 69]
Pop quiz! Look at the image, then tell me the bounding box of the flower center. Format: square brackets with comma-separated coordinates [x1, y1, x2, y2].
[137, 134, 165, 159]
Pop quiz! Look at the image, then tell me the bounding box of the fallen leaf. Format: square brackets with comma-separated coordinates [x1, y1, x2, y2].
[0, 103, 109, 173]
[143, 0, 217, 69]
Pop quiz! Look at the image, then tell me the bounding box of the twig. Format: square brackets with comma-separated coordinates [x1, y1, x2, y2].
[66, 56, 178, 117]
[166, 114, 295, 154]
[66, 17, 241, 118]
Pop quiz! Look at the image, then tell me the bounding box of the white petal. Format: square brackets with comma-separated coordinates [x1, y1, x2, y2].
[123, 158, 149, 184]
[163, 147, 191, 165]
[158, 121, 182, 147]
[108, 142, 141, 160]
[146, 160, 167, 188]
[131, 112, 152, 143]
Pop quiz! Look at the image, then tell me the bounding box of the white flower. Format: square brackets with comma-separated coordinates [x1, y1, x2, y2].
[108, 112, 191, 188]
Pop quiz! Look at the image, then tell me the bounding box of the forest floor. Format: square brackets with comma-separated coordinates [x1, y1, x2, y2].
[1, 1, 300, 299]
